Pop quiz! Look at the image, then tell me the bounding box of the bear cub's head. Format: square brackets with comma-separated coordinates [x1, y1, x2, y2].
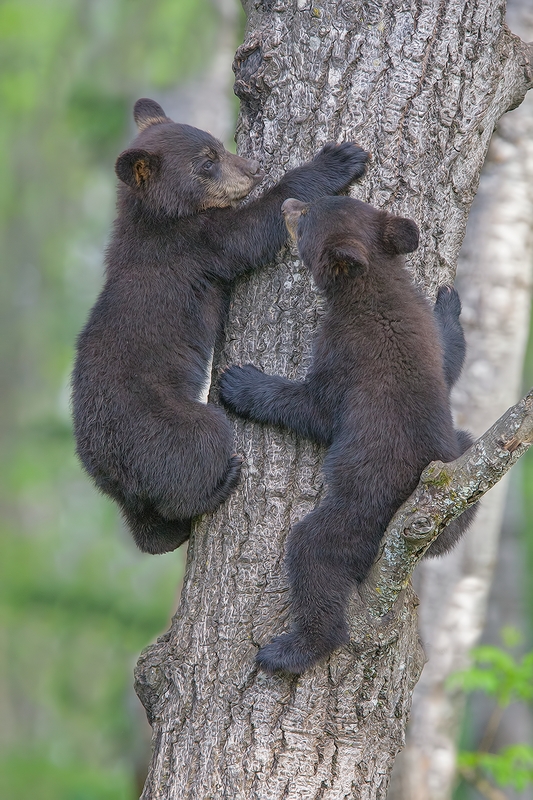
[115, 98, 264, 218]
[282, 196, 419, 291]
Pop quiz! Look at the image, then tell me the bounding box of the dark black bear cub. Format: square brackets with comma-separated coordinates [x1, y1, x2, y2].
[220, 195, 477, 674]
[72, 98, 368, 555]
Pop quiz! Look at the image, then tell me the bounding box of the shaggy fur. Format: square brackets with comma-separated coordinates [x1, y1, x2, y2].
[72, 99, 369, 554]
[220, 195, 476, 673]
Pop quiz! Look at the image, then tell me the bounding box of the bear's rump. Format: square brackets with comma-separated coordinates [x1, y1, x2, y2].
[83, 397, 233, 515]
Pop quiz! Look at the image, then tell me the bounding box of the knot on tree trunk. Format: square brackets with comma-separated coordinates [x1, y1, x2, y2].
[134, 642, 172, 725]
[233, 35, 268, 121]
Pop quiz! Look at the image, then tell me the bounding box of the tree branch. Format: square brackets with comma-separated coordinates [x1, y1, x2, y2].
[359, 389, 533, 620]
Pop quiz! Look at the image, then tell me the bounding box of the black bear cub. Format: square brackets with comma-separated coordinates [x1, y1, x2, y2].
[220, 195, 477, 674]
[72, 98, 368, 555]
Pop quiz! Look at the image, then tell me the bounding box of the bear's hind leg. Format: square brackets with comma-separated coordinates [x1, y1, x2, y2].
[119, 452, 241, 554]
[150, 401, 240, 521]
[121, 502, 192, 554]
[199, 453, 243, 514]
[256, 505, 355, 675]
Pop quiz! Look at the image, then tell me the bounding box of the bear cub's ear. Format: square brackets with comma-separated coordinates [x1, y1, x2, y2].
[115, 149, 161, 189]
[133, 98, 170, 132]
[382, 215, 419, 255]
[316, 241, 368, 287]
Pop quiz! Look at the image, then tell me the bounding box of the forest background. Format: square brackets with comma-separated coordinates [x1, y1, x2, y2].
[0, 1, 531, 799]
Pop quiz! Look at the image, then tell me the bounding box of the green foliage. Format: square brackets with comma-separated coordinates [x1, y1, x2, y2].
[458, 745, 533, 792]
[138, 0, 216, 87]
[0, 754, 135, 800]
[450, 636, 533, 797]
[0, 0, 229, 797]
[66, 84, 129, 158]
[449, 644, 533, 706]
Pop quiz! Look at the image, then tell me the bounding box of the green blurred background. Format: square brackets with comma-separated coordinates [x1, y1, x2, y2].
[0, 1, 240, 797]
[0, 2, 531, 799]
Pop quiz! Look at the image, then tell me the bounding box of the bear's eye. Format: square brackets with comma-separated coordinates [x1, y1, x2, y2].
[203, 159, 214, 171]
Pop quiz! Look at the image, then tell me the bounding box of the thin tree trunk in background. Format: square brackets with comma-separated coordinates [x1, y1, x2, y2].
[163, 0, 240, 140]
[135, 3, 532, 797]
[389, 2, 533, 798]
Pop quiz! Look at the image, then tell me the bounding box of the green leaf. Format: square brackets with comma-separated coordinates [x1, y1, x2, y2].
[459, 745, 533, 791]
[449, 645, 533, 705]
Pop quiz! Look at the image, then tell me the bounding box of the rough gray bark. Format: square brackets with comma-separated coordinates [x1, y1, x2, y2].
[135, 2, 532, 798]
[389, 1, 533, 797]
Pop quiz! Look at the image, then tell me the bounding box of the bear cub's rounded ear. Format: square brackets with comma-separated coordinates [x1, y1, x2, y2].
[133, 98, 170, 131]
[315, 242, 368, 288]
[329, 244, 369, 273]
[115, 149, 161, 189]
[382, 215, 419, 255]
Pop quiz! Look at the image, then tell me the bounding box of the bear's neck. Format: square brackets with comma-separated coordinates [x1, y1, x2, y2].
[115, 189, 186, 236]
[323, 258, 414, 314]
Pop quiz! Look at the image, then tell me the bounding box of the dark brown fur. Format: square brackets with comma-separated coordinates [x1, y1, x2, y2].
[220, 196, 477, 673]
[71, 100, 369, 554]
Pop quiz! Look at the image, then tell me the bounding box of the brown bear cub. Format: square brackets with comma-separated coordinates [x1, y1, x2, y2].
[72, 99, 369, 555]
[219, 195, 477, 674]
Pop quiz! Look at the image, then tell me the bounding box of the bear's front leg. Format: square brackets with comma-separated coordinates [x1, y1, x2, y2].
[433, 285, 466, 390]
[219, 364, 332, 445]
[206, 143, 369, 281]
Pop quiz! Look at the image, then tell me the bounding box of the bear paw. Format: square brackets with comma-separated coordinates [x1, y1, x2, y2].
[313, 142, 370, 189]
[435, 284, 462, 318]
[219, 364, 263, 417]
[256, 632, 322, 676]
[224, 453, 244, 494]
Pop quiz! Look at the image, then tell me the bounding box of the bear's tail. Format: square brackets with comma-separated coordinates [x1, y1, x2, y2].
[121, 504, 192, 554]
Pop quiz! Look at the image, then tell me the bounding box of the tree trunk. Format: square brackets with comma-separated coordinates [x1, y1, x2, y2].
[135, 2, 532, 798]
[389, 1, 533, 797]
